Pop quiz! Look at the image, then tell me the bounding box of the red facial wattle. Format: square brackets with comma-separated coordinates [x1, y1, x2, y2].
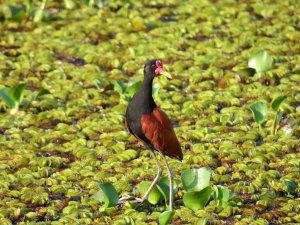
[155, 60, 165, 75]
[155, 60, 173, 79]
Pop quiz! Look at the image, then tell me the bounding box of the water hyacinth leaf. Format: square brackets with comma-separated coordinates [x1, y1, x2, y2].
[10, 83, 26, 104]
[7, 5, 27, 22]
[221, 187, 234, 202]
[114, 80, 127, 95]
[25, 0, 33, 16]
[271, 95, 287, 112]
[0, 89, 16, 109]
[139, 181, 161, 205]
[32, 89, 51, 100]
[152, 83, 160, 97]
[127, 80, 142, 97]
[248, 51, 273, 72]
[181, 167, 212, 192]
[284, 180, 296, 195]
[159, 210, 175, 225]
[249, 102, 267, 125]
[0, 83, 26, 110]
[156, 177, 178, 204]
[183, 186, 213, 211]
[213, 185, 223, 206]
[213, 185, 234, 207]
[237, 68, 256, 77]
[93, 183, 119, 209]
[33, 0, 47, 22]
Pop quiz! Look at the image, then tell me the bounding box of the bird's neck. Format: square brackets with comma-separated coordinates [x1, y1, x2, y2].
[136, 76, 156, 113]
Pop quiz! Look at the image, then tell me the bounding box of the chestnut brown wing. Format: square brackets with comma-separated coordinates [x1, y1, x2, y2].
[141, 108, 182, 160]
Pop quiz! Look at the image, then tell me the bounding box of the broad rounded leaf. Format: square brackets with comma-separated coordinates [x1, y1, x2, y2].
[213, 185, 234, 207]
[152, 83, 161, 96]
[33, 89, 51, 100]
[0, 84, 26, 109]
[10, 83, 26, 103]
[114, 80, 127, 95]
[271, 95, 286, 112]
[0, 89, 16, 109]
[156, 177, 178, 204]
[248, 51, 273, 72]
[127, 81, 142, 97]
[249, 102, 267, 125]
[183, 186, 213, 211]
[237, 68, 256, 77]
[181, 167, 211, 192]
[284, 180, 296, 194]
[7, 5, 27, 22]
[139, 181, 161, 205]
[159, 210, 175, 225]
[94, 183, 119, 209]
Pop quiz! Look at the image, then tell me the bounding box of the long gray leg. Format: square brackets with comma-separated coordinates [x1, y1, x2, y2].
[140, 151, 162, 201]
[118, 150, 162, 203]
[161, 153, 174, 211]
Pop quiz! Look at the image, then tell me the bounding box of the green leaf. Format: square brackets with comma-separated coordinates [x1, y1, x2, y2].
[93, 183, 119, 209]
[139, 181, 161, 204]
[213, 185, 223, 206]
[152, 83, 161, 97]
[156, 177, 178, 204]
[213, 185, 234, 207]
[271, 95, 287, 112]
[249, 102, 268, 125]
[284, 180, 296, 195]
[25, 0, 33, 16]
[11, 83, 26, 103]
[248, 50, 273, 72]
[183, 186, 212, 211]
[0, 89, 16, 109]
[7, 5, 27, 22]
[181, 167, 211, 192]
[237, 68, 256, 77]
[0, 84, 26, 110]
[114, 80, 127, 95]
[33, 0, 47, 22]
[32, 89, 51, 100]
[127, 81, 142, 97]
[159, 210, 175, 225]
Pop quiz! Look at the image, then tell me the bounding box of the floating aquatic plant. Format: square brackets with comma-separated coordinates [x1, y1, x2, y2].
[249, 102, 268, 134]
[0, 0, 299, 224]
[271, 95, 286, 135]
[181, 167, 213, 211]
[93, 183, 119, 211]
[0, 83, 26, 115]
[248, 50, 274, 74]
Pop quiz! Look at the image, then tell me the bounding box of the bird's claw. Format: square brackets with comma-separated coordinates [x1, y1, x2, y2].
[118, 195, 146, 205]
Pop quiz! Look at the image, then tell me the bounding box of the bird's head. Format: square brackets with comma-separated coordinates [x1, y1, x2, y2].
[144, 59, 172, 80]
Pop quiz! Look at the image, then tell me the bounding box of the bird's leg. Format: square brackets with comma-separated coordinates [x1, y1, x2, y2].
[161, 153, 174, 211]
[140, 151, 162, 201]
[118, 151, 162, 204]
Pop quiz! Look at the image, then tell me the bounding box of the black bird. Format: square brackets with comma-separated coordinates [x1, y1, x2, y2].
[122, 59, 182, 210]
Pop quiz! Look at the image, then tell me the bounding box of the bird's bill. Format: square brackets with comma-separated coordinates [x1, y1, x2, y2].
[160, 71, 173, 79]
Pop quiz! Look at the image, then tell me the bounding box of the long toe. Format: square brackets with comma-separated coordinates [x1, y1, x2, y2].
[118, 196, 146, 204]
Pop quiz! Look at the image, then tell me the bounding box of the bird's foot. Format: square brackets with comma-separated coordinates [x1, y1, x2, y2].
[118, 195, 146, 205]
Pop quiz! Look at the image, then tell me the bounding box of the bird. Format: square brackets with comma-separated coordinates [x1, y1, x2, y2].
[121, 59, 182, 211]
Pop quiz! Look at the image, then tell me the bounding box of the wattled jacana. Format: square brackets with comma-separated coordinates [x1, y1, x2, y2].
[121, 59, 182, 211]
